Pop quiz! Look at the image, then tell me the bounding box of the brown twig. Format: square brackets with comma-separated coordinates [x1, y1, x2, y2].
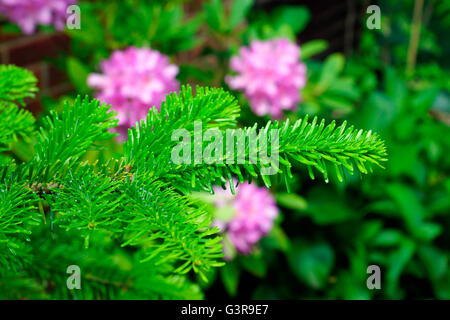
[406, 0, 424, 76]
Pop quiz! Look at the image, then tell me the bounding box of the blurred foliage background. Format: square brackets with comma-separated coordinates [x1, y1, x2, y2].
[1, 0, 449, 299]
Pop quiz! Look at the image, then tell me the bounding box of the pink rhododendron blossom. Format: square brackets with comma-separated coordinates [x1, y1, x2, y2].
[87, 47, 179, 140]
[226, 38, 307, 119]
[0, 0, 77, 35]
[213, 181, 279, 256]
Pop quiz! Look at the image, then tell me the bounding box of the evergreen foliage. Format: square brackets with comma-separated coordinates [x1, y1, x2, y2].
[0, 65, 387, 299]
[0, 65, 36, 150]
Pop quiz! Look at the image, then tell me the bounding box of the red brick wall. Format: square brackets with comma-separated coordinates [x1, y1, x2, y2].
[0, 25, 72, 114]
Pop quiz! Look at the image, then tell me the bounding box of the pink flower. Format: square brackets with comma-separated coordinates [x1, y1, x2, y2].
[87, 47, 179, 140]
[0, 0, 77, 35]
[226, 38, 307, 119]
[213, 181, 279, 255]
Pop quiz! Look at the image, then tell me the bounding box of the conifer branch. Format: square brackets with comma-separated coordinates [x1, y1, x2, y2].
[0, 65, 388, 299]
[31, 96, 118, 183]
[0, 65, 37, 104]
[0, 65, 37, 150]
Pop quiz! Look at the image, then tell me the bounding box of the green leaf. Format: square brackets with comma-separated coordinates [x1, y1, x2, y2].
[273, 6, 310, 34]
[386, 238, 415, 298]
[204, 0, 226, 32]
[301, 40, 328, 60]
[229, 0, 254, 29]
[67, 57, 91, 94]
[316, 54, 345, 93]
[240, 252, 267, 277]
[411, 86, 439, 115]
[385, 68, 407, 113]
[372, 229, 404, 246]
[221, 261, 240, 297]
[433, 270, 450, 299]
[385, 183, 441, 240]
[418, 245, 448, 280]
[303, 187, 356, 224]
[320, 94, 354, 113]
[261, 225, 290, 252]
[276, 192, 307, 211]
[358, 91, 398, 132]
[288, 241, 334, 289]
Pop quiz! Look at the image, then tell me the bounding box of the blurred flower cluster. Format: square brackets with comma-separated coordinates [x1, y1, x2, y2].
[0, 0, 77, 34]
[87, 47, 179, 140]
[226, 38, 307, 118]
[87, 38, 306, 140]
[213, 181, 279, 257]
